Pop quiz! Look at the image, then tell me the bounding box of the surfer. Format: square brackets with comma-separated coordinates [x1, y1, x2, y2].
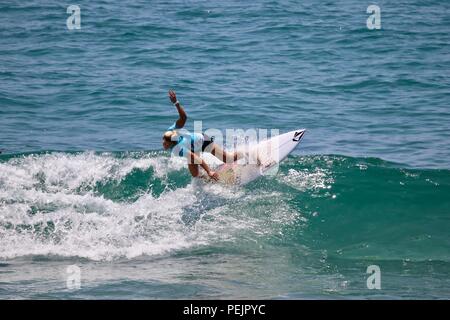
[162, 90, 241, 181]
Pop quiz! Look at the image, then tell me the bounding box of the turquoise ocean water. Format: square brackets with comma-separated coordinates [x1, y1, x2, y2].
[1, 0, 450, 299]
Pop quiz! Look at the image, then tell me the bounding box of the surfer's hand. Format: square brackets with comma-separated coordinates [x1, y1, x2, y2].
[168, 90, 177, 104]
[208, 171, 219, 181]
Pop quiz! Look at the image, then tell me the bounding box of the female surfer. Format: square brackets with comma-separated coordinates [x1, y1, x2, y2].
[162, 90, 241, 181]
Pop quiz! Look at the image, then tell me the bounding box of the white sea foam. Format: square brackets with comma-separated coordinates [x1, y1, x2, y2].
[0, 152, 299, 261]
[280, 168, 334, 192]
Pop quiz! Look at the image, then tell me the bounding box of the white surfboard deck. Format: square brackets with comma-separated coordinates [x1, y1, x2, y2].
[207, 129, 306, 186]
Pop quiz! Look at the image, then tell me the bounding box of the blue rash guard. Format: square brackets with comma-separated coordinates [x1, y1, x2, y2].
[167, 122, 205, 157]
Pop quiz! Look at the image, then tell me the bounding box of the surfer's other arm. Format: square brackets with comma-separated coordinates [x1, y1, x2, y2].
[168, 90, 187, 129]
[186, 150, 219, 181]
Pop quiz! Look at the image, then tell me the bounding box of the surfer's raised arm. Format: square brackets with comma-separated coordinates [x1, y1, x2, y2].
[168, 90, 187, 129]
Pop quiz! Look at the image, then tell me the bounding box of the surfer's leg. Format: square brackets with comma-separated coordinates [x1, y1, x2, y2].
[188, 164, 199, 177]
[209, 143, 242, 163]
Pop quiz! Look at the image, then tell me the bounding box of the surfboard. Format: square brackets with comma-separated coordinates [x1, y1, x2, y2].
[212, 129, 306, 186]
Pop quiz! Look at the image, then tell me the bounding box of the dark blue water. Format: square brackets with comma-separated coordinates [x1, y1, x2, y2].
[1, 0, 450, 299]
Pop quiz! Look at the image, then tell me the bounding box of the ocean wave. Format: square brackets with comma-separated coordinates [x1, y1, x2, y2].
[1, 151, 449, 262]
